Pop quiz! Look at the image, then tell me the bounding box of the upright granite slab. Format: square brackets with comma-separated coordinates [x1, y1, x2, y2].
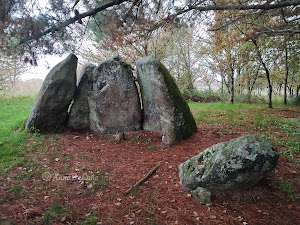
[68, 64, 96, 130]
[89, 56, 141, 133]
[136, 56, 197, 145]
[26, 54, 78, 132]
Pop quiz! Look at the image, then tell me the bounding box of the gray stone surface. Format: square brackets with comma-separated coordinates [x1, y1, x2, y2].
[26, 54, 78, 132]
[191, 187, 212, 205]
[136, 56, 197, 146]
[68, 64, 96, 130]
[89, 56, 141, 133]
[178, 135, 279, 197]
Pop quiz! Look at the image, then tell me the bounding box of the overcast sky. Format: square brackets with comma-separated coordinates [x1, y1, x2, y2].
[21, 54, 67, 81]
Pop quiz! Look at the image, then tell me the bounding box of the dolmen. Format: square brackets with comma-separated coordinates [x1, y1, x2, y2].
[26, 54, 197, 146]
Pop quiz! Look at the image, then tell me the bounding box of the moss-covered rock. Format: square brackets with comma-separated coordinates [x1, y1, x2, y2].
[178, 135, 279, 201]
[136, 56, 197, 146]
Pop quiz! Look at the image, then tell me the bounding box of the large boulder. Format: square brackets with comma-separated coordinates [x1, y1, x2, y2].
[178, 135, 279, 204]
[136, 56, 197, 145]
[68, 64, 96, 130]
[89, 56, 141, 133]
[26, 54, 78, 132]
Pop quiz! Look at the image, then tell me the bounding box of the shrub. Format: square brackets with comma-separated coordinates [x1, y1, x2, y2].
[291, 96, 300, 106]
[180, 87, 221, 102]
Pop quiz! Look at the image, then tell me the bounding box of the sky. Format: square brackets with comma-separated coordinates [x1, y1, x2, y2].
[21, 54, 67, 81]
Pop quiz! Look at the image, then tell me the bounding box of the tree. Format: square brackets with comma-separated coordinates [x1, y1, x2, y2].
[0, 51, 28, 92]
[1, 0, 299, 59]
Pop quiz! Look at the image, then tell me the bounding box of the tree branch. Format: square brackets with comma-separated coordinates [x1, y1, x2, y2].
[19, 0, 129, 45]
[188, 0, 300, 11]
[250, 23, 300, 35]
[124, 163, 161, 195]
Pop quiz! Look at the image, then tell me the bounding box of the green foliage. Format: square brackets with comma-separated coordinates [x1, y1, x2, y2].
[272, 179, 300, 202]
[291, 96, 300, 106]
[234, 93, 267, 104]
[83, 212, 99, 225]
[147, 145, 156, 152]
[180, 87, 221, 102]
[41, 203, 75, 224]
[6, 185, 23, 198]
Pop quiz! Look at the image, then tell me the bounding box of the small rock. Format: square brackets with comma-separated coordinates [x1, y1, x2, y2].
[61, 216, 67, 222]
[115, 202, 122, 206]
[129, 221, 134, 225]
[44, 196, 50, 200]
[75, 168, 80, 172]
[114, 133, 125, 143]
[87, 184, 93, 189]
[74, 136, 80, 139]
[86, 136, 91, 141]
[191, 187, 212, 205]
[55, 158, 59, 162]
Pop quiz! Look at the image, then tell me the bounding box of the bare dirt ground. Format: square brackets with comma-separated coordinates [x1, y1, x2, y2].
[0, 120, 299, 224]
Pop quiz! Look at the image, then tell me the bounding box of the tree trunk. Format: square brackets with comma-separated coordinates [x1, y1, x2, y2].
[230, 67, 234, 104]
[247, 77, 251, 101]
[251, 39, 272, 108]
[284, 46, 288, 105]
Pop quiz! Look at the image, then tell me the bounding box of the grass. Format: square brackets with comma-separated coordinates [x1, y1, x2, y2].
[41, 203, 75, 224]
[189, 102, 299, 157]
[0, 96, 35, 173]
[271, 179, 300, 202]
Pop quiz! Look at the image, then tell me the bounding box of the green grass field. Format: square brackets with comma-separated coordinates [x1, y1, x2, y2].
[0, 97, 35, 173]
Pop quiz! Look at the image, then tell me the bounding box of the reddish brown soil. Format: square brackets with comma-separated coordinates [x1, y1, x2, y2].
[0, 122, 299, 224]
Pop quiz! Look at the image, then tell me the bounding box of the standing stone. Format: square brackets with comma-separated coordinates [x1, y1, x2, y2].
[68, 64, 96, 130]
[26, 54, 78, 132]
[89, 56, 141, 133]
[136, 56, 197, 146]
[178, 135, 279, 204]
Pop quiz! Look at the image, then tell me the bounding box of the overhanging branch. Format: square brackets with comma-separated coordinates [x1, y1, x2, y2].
[19, 0, 129, 45]
[188, 0, 300, 11]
